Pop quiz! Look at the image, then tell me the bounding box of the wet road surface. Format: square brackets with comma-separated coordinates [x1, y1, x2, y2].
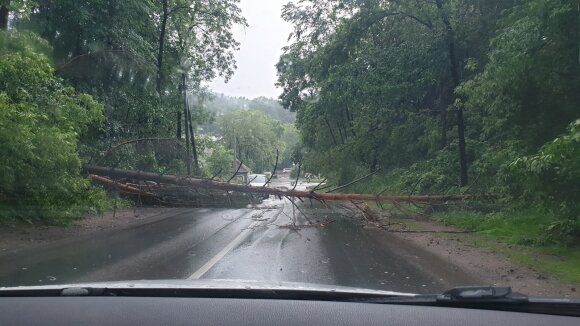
[0, 179, 478, 293]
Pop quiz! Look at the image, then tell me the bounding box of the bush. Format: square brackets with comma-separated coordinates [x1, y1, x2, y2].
[510, 119, 580, 219]
[0, 31, 107, 223]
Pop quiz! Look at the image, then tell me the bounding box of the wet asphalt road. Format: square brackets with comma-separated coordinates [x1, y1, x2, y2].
[0, 179, 478, 293]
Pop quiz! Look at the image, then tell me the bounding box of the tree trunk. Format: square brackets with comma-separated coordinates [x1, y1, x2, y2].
[440, 102, 448, 148]
[176, 111, 182, 139]
[578, 4, 580, 64]
[182, 74, 191, 176]
[341, 123, 349, 141]
[186, 97, 199, 172]
[86, 165, 481, 204]
[337, 124, 345, 144]
[323, 117, 338, 146]
[0, 4, 9, 30]
[457, 107, 468, 185]
[436, 0, 468, 186]
[156, 0, 169, 94]
[345, 106, 356, 137]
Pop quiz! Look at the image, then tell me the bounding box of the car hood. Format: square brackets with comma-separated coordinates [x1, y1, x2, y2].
[0, 279, 416, 296]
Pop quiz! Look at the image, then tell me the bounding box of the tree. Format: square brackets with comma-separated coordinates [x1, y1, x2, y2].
[20, 0, 246, 174]
[0, 31, 107, 222]
[203, 142, 234, 180]
[459, 0, 580, 150]
[203, 94, 296, 125]
[217, 111, 285, 173]
[166, 0, 246, 174]
[277, 0, 513, 187]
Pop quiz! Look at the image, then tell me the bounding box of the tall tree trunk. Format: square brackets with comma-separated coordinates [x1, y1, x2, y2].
[337, 125, 345, 144]
[156, 0, 169, 95]
[176, 111, 182, 139]
[186, 96, 199, 172]
[0, 4, 9, 30]
[182, 73, 199, 174]
[578, 4, 580, 64]
[182, 75, 191, 176]
[323, 117, 338, 146]
[456, 107, 468, 185]
[344, 106, 356, 137]
[440, 101, 448, 148]
[341, 123, 349, 141]
[436, 0, 468, 186]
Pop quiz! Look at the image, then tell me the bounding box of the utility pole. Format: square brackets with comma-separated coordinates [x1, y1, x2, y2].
[186, 92, 199, 173]
[182, 73, 191, 176]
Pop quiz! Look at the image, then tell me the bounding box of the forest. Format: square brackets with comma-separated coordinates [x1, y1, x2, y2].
[0, 0, 578, 250]
[0, 0, 280, 222]
[277, 0, 580, 245]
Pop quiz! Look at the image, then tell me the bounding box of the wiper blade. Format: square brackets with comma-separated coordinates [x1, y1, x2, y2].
[355, 286, 580, 317]
[437, 286, 528, 303]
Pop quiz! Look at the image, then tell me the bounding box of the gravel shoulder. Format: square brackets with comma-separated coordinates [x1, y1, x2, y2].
[383, 217, 579, 298]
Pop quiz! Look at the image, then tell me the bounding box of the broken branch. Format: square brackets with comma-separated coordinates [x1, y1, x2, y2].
[291, 162, 302, 191]
[96, 138, 184, 165]
[228, 160, 244, 183]
[263, 149, 278, 188]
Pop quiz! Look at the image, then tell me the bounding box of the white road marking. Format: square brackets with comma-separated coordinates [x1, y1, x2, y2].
[187, 220, 261, 279]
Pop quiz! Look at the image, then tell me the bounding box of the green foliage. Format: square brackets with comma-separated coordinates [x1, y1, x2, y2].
[278, 0, 579, 233]
[203, 94, 296, 125]
[217, 110, 293, 173]
[434, 210, 580, 282]
[509, 120, 580, 218]
[0, 31, 108, 223]
[203, 142, 234, 181]
[17, 0, 246, 166]
[458, 0, 580, 149]
[2, 1, 249, 222]
[276, 0, 503, 189]
[434, 210, 579, 246]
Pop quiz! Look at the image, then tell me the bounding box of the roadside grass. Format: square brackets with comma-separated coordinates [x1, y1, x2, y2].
[433, 210, 580, 284]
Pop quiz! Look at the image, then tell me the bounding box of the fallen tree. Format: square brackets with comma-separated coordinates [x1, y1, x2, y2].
[85, 165, 483, 204]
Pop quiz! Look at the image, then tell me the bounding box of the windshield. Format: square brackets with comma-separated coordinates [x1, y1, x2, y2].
[0, 0, 578, 300]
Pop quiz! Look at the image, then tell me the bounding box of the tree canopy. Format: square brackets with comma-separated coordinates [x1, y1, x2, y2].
[0, 0, 247, 222]
[277, 0, 579, 221]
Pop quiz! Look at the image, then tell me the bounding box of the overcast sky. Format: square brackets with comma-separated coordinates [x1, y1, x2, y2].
[208, 0, 293, 99]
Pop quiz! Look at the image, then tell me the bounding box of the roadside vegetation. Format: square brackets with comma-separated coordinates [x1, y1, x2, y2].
[277, 0, 580, 267]
[0, 1, 301, 223]
[0, 0, 249, 223]
[434, 210, 580, 283]
[0, 31, 113, 223]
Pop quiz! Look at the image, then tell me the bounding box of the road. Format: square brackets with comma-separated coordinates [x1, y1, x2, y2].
[0, 177, 478, 293]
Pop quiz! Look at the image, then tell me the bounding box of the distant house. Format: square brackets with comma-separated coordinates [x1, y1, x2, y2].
[232, 159, 251, 183]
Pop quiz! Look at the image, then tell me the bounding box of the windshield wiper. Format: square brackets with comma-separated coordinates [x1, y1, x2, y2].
[437, 286, 528, 303]
[353, 286, 580, 317]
